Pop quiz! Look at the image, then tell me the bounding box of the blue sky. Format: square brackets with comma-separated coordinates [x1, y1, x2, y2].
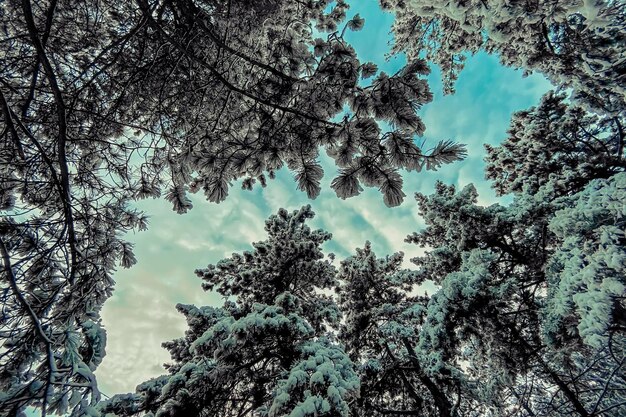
[93, 3, 551, 399]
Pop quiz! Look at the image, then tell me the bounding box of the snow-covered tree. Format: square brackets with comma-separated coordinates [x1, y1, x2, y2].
[402, 88, 626, 414]
[1, 1, 146, 414]
[544, 173, 626, 348]
[384, 0, 625, 115]
[97, 132, 624, 416]
[118, 0, 466, 208]
[4, 1, 623, 416]
[406, 180, 625, 416]
[336, 243, 468, 416]
[382, 9, 626, 409]
[98, 207, 359, 417]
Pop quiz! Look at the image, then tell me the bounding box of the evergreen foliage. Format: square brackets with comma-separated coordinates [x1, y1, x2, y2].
[384, 0, 625, 115]
[1, 0, 624, 416]
[100, 174, 625, 416]
[0, 1, 463, 414]
[98, 207, 359, 417]
[398, 90, 625, 415]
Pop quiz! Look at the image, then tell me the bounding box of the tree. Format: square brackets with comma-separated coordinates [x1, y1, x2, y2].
[405, 181, 625, 416]
[93, 87, 625, 416]
[380, 10, 626, 408]
[4, 1, 623, 416]
[400, 90, 626, 414]
[113, 0, 466, 207]
[544, 172, 626, 345]
[383, 0, 625, 115]
[99, 217, 487, 417]
[1, 1, 465, 414]
[484, 89, 625, 354]
[336, 243, 472, 416]
[98, 206, 359, 417]
[1, 1, 146, 413]
[96, 189, 624, 417]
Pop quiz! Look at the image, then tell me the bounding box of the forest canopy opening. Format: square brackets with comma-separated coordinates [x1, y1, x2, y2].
[0, 0, 624, 416]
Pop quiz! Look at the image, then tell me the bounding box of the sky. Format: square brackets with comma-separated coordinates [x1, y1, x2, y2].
[92, 2, 552, 399]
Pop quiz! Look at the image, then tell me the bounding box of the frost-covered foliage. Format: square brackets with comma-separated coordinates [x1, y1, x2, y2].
[407, 183, 559, 415]
[98, 207, 359, 417]
[266, 339, 360, 417]
[196, 206, 339, 331]
[544, 173, 626, 349]
[485, 92, 625, 198]
[403, 86, 626, 414]
[100, 210, 492, 417]
[93, 0, 464, 209]
[337, 242, 420, 361]
[384, 0, 625, 115]
[407, 179, 625, 416]
[336, 243, 465, 416]
[100, 163, 624, 417]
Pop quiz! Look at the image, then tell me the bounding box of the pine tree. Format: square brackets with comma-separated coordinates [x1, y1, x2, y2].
[485, 92, 625, 198]
[97, 159, 625, 417]
[406, 181, 625, 416]
[400, 94, 626, 414]
[98, 207, 359, 417]
[4, 1, 624, 415]
[336, 243, 465, 416]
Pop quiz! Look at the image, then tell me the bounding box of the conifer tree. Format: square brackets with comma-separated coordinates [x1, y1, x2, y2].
[401, 95, 626, 415]
[3, 1, 624, 415]
[485, 92, 625, 198]
[98, 148, 624, 417]
[98, 207, 359, 417]
[336, 243, 467, 416]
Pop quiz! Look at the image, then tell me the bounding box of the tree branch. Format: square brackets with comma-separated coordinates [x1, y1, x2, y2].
[20, 0, 57, 117]
[0, 86, 26, 160]
[615, 117, 624, 159]
[505, 322, 590, 417]
[401, 337, 454, 417]
[135, 0, 340, 128]
[383, 343, 425, 411]
[179, 0, 300, 82]
[590, 355, 625, 415]
[21, 0, 78, 284]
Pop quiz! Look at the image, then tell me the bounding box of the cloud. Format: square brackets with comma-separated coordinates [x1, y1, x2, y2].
[96, 273, 188, 395]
